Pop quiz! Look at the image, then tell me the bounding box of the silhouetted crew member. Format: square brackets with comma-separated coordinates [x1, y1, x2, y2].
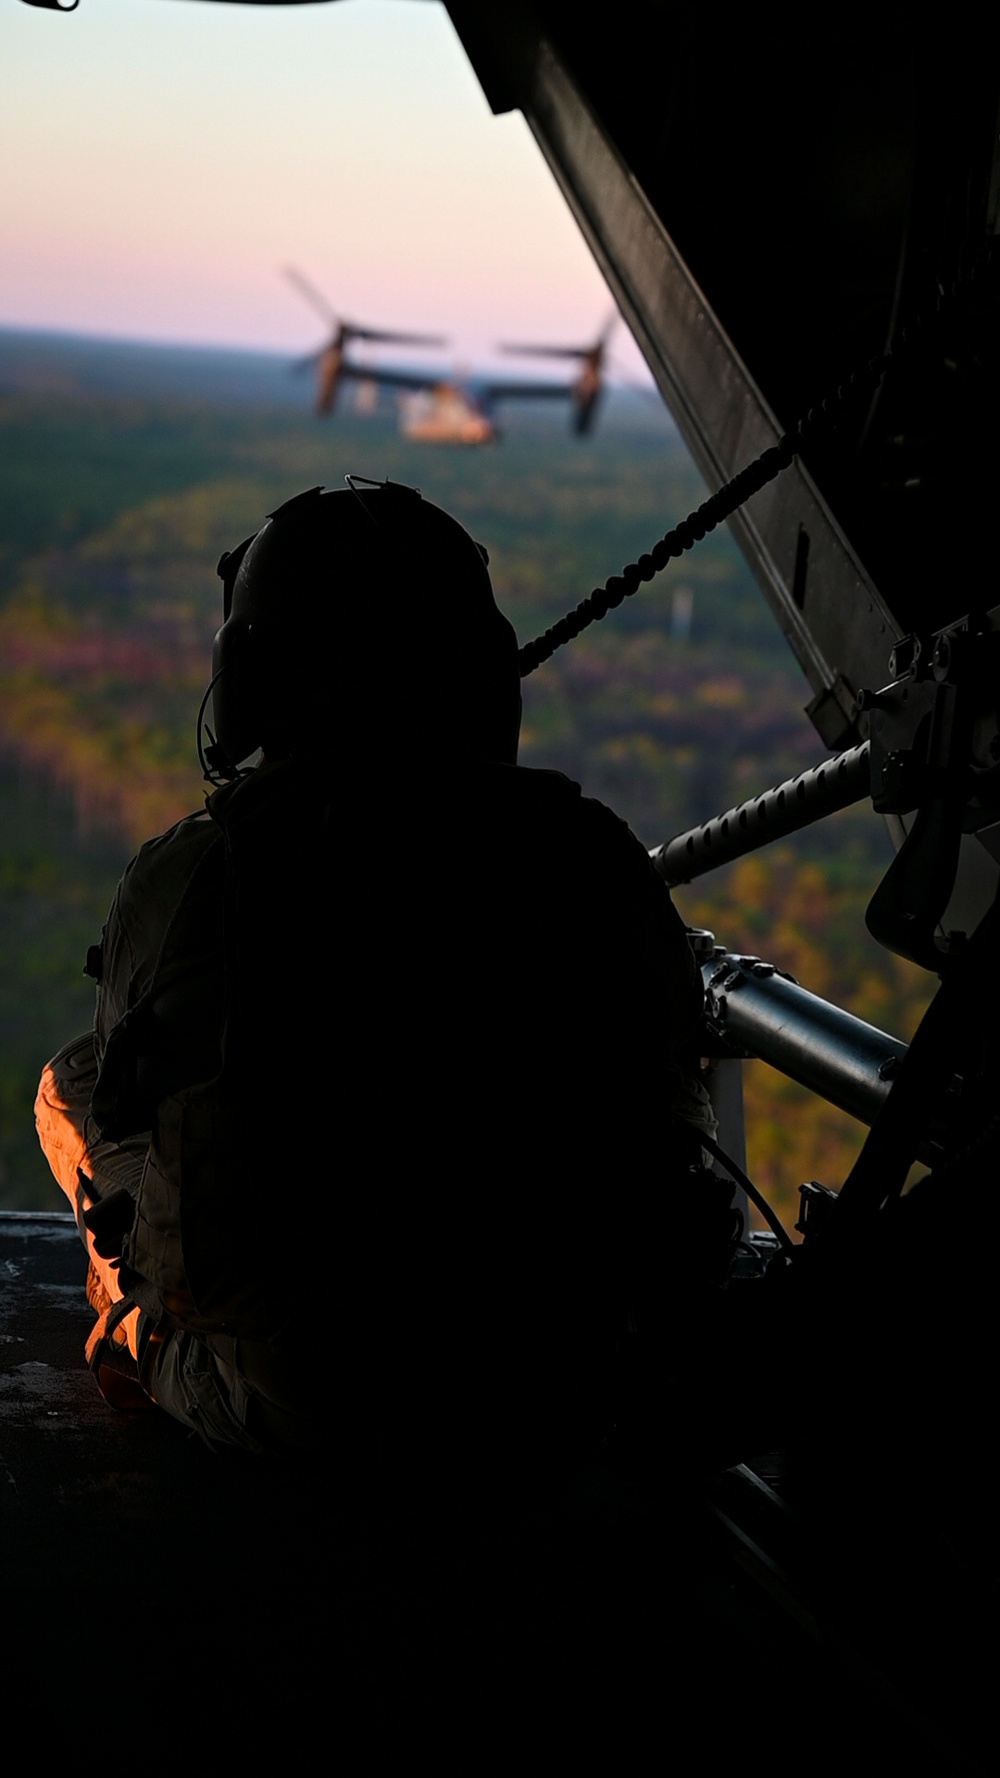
[36, 479, 705, 1455]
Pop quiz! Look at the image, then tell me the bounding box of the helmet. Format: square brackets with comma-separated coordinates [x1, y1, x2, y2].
[208, 479, 520, 776]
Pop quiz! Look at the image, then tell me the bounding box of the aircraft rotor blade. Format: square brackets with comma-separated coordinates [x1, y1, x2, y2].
[346, 325, 449, 348]
[498, 343, 592, 360]
[501, 313, 619, 360]
[283, 266, 339, 328]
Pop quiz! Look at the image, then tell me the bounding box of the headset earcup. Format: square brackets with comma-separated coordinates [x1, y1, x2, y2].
[212, 619, 261, 771]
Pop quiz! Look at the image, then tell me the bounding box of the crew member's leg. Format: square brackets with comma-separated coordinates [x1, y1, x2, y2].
[37, 1036, 312, 1447]
[35, 1032, 145, 1371]
[138, 1324, 318, 1453]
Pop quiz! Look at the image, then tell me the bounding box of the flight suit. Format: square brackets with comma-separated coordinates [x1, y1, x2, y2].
[37, 757, 707, 1454]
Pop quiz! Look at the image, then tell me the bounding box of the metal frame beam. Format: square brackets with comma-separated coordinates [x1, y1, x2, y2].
[447, 9, 901, 748]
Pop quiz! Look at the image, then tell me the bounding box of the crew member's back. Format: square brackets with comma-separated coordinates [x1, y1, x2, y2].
[37, 478, 703, 1458]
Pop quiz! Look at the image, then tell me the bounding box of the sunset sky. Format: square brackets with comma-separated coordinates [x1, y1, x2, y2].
[2, 0, 651, 380]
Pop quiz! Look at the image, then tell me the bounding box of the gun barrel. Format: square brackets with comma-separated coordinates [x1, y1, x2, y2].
[699, 944, 907, 1125]
[652, 743, 871, 887]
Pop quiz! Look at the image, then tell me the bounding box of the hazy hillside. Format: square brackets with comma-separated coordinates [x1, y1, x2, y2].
[0, 331, 931, 1213]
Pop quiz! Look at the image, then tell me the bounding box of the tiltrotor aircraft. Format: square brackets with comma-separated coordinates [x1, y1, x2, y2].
[285, 265, 616, 440]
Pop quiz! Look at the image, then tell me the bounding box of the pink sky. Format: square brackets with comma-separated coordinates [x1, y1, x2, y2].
[1, 0, 651, 381]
